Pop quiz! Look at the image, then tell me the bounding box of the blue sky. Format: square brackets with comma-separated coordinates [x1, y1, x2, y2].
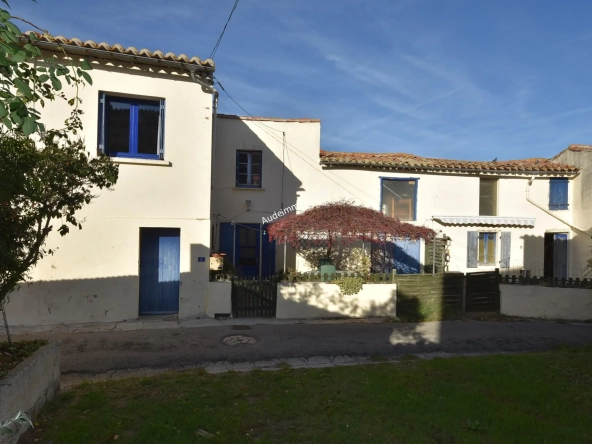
[12, 0, 592, 160]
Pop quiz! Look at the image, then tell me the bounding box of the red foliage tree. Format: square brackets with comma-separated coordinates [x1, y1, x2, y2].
[267, 200, 435, 258]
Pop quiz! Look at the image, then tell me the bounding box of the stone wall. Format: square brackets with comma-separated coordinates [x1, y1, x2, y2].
[0, 342, 61, 443]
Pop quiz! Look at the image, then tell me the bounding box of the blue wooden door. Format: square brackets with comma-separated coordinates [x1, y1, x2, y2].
[261, 224, 276, 276]
[219, 223, 275, 277]
[139, 228, 180, 315]
[392, 239, 421, 274]
[371, 238, 421, 274]
[235, 224, 260, 277]
[553, 233, 568, 279]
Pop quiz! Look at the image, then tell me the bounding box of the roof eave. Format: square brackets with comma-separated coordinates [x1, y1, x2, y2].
[34, 41, 215, 76]
[319, 161, 579, 176]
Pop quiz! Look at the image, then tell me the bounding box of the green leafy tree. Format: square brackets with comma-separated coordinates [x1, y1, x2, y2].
[0, 134, 118, 343]
[0, 1, 92, 135]
[0, 3, 119, 344]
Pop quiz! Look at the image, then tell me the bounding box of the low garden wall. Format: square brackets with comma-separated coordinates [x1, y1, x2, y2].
[0, 342, 61, 443]
[206, 281, 232, 318]
[276, 282, 397, 319]
[500, 284, 592, 320]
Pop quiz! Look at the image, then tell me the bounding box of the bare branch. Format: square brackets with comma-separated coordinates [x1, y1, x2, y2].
[11, 15, 48, 34]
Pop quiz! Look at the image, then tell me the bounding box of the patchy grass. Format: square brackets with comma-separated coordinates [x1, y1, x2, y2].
[0, 339, 47, 379]
[22, 346, 592, 443]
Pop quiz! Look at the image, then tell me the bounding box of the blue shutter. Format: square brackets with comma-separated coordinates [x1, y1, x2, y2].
[98, 92, 105, 155]
[412, 180, 418, 221]
[236, 151, 240, 187]
[467, 231, 478, 268]
[549, 179, 568, 210]
[129, 103, 138, 155]
[159, 99, 165, 160]
[219, 222, 234, 266]
[500, 232, 511, 269]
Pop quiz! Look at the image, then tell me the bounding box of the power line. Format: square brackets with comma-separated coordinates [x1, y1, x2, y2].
[214, 80, 376, 202]
[209, 0, 240, 59]
[216, 79, 285, 133]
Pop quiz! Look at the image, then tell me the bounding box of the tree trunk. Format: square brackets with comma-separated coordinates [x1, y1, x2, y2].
[1, 305, 12, 347]
[326, 233, 334, 258]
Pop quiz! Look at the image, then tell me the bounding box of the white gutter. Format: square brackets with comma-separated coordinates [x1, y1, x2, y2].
[526, 176, 592, 237]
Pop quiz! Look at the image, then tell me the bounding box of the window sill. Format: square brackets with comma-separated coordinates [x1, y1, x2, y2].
[232, 187, 265, 191]
[110, 157, 171, 167]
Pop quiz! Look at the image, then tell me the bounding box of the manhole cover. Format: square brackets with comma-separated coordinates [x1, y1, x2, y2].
[222, 335, 257, 346]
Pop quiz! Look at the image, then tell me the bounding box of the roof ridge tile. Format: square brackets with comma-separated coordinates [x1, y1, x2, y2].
[24, 31, 215, 68]
[319, 150, 578, 174]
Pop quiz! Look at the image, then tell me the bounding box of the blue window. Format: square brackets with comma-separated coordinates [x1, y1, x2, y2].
[98, 93, 165, 159]
[478, 232, 496, 266]
[236, 151, 262, 187]
[549, 178, 568, 210]
[381, 178, 418, 221]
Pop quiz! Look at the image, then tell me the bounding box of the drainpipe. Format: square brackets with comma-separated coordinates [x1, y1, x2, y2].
[190, 70, 219, 249]
[525, 176, 592, 236]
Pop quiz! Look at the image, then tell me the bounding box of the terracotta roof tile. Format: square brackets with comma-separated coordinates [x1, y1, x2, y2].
[25, 32, 215, 69]
[218, 114, 320, 123]
[567, 144, 592, 152]
[319, 150, 579, 174]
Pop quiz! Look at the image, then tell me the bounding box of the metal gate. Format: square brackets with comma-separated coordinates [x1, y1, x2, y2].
[466, 270, 500, 312]
[231, 276, 278, 318]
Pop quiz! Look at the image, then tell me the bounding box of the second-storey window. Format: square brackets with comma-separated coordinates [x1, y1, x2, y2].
[381, 179, 417, 221]
[549, 178, 568, 210]
[236, 151, 262, 187]
[479, 178, 498, 216]
[99, 93, 165, 160]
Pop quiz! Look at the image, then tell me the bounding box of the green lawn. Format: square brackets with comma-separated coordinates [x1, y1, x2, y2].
[23, 346, 592, 443]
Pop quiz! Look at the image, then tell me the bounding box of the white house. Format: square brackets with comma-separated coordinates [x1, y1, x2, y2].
[5, 35, 216, 326]
[551, 145, 592, 275]
[5, 34, 590, 327]
[212, 115, 585, 280]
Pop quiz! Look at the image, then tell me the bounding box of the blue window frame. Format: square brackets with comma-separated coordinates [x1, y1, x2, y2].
[549, 178, 568, 210]
[380, 178, 418, 221]
[98, 93, 165, 160]
[478, 232, 496, 266]
[236, 151, 262, 187]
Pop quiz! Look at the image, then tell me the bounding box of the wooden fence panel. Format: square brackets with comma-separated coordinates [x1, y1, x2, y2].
[231, 276, 278, 318]
[394, 273, 464, 318]
[466, 270, 500, 312]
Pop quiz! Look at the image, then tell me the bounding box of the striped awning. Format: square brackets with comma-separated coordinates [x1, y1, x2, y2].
[432, 216, 535, 227]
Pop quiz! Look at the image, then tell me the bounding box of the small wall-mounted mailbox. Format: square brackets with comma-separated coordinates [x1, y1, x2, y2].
[210, 253, 225, 271]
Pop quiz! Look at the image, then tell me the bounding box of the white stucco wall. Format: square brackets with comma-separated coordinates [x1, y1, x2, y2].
[213, 117, 577, 277]
[6, 56, 213, 326]
[500, 284, 592, 320]
[276, 282, 397, 318]
[552, 148, 592, 278]
[206, 282, 232, 318]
